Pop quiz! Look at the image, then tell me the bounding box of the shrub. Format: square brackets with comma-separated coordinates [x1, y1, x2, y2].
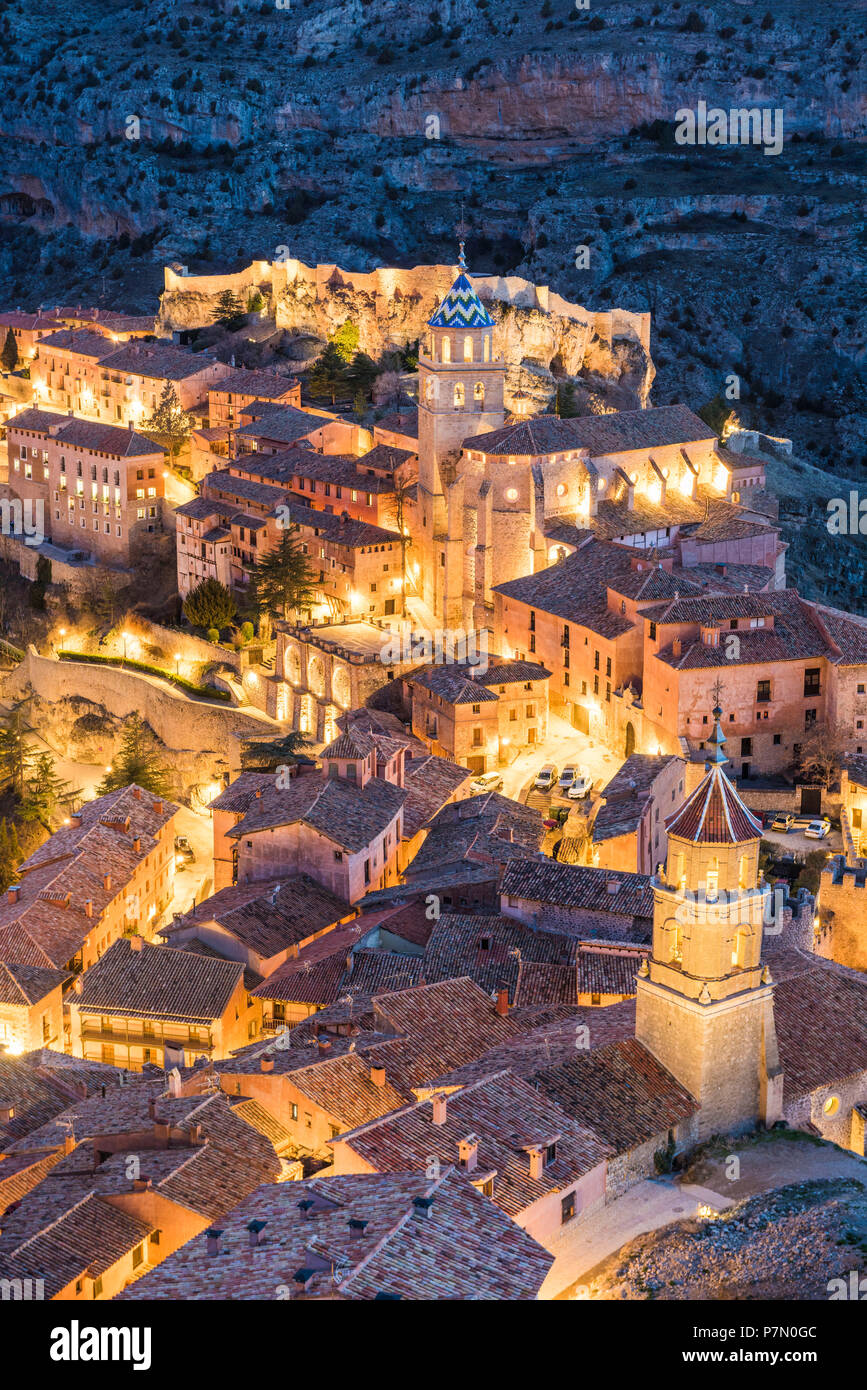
[57, 651, 231, 700]
[207, 628, 220, 643]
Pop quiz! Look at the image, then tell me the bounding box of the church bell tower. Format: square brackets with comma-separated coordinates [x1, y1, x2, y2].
[635, 707, 784, 1139]
[416, 245, 506, 618]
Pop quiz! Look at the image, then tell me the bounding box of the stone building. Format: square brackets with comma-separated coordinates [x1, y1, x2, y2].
[634, 709, 783, 1141]
[590, 754, 686, 875]
[0, 962, 67, 1055]
[405, 656, 551, 774]
[207, 367, 301, 428]
[274, 619, 419, 741]
[7, 407, 167, 565]
[32, 331, 230, 426]
[0, 310, 63, 362]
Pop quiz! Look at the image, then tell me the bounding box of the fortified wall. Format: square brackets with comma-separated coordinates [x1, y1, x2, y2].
[160, 257, 651, 388]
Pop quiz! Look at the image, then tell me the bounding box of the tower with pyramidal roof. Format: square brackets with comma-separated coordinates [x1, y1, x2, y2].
[417, 245, 506, 621]
[635, 706, 784, 1139]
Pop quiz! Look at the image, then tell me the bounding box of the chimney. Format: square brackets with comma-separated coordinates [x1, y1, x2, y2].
[132, 787, 142, 800]
[260, 1056, 274, 1073]
[133, 1176, 152, 1192]
[370, 1064, 386, 1088]
[102, 874, 112, 892]
[412, 1196, 434, 1221]
[147, 1096, 156, 1119]
[133, 837, 141, 853]
[247, 1219, 267, 1248]
[672, 636, 682, 658]
[528, 1148, 544, 1181]
[255, 788, 262, 799]
[458, 1134, 479, 1172]
[606, 878, 621, 895]
[317, 1038, 332, 1058]
[206, 1229, 224, 1257]
[70, 812, 82, 828]
[431, 1094, 447, 1125]
[495, 986, 509, 1017]
[84, 900, 93, 918]
[7, 885, 20, 904]
[348, 1218, 368, 1240]
[152, 799, 163, 814]
[63, 1133, 75, 1155]
[129, 935, 144, 952]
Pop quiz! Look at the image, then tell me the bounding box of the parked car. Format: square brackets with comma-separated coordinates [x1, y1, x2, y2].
[534, 764, 558, 791]
[557, 766, 578, 791]
[470, 771, 503, 795]
[804, 820, 830, 840]
[174, 834, 196, 863]
[566, 769, 594, 800]
[770, 814, 795, 833]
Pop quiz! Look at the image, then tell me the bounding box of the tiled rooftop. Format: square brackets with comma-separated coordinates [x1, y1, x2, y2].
[72, 938, 244, 1024]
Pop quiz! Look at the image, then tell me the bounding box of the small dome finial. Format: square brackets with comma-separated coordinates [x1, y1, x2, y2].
[457, 240, 467, 272]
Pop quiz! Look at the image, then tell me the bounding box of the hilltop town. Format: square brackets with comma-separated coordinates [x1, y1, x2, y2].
[0, 248, 864, 1305]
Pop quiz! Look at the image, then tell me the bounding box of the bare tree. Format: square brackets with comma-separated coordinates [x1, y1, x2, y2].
[386, 463, 414, 618]
[796, 719, 848, 788]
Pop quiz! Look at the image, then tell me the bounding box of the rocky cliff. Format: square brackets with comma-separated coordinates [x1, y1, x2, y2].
[0, 0, 863, 460]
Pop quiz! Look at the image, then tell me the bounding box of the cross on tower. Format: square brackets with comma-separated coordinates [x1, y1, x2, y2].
[711, 676, 725, 709]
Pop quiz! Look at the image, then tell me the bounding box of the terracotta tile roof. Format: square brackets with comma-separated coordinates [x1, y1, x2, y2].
[281, 1051, 408, 1128]
[37, 328, 113, 357]
[235, 404, 323, 443]
[342, 949, 425, 997]
[0, 961, 69, 1006]
[533, 1037, 698, 1151]
[227, 774, 407, 854]
[287, 452, 399, 492]
[250, 922, 370, 1005]
[0, 1055, 116, 1148]
[429, 1001, 637, 1087]
[0, 786, 178, 969]
[334, 1070, 612, 1218]
[99, 341, 223, 380]
[409, 657, 551, 705]
[210, 368, 299, 399]
[666, 765, 762, 845]
[0, 311, 63, 331]
[208, 771, 272, 813]
[424, 913, 577, 1002]
[592, 755, 684, 843]
[357, 443, 415, 472]
[72, 938, 243, 1024]
[161, 875, 352, 960]
[0, 1191, 153, 1299]
[405, 793, 544, 880]
[470, 404, 714, 459]
[118, 1168, 553, 1300]
[401, 754, 473, 839]
[500, 859, 654, 920]
[355, 900, 437, 951]
[375, 408, 418, 438]
[52, 417, 165, 458]
[773, 966, 867, 1104]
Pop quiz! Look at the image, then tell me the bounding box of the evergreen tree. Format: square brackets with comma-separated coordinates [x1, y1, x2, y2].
[98, 714, 174, 798]
[19, 752, 73, 830]
[251, 523, 315, 625]
[0, 820, 20, 893]
[240, 729, 311, 773]
[182, 577, 238, 632]
[1, 328, 19, 373]
[143, 382, 194, 459]
[555, 382, 580, 418]
[307, 342, 347, 405]
[346, 350, 379, 397]
[329, 319, 360, 363]
[0, 700, 36, 797]
[214, 288, 245, 329]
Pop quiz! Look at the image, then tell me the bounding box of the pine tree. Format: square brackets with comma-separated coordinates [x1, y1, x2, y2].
[19, 752, 73, 830]
[143, 382, 194, 459]
[182, 577, 238, 632]
[98, 714, 174, 798]
[251, 523, 315, 625]
[1, 328, 19, 373]
[307, 342, 347, 405]
[214, 288, 245, 329]
[240, 729, 311, 773]
[329, 319, 360, 363]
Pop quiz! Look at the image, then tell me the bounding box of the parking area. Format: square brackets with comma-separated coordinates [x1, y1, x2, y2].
[759, 818, 841, 858]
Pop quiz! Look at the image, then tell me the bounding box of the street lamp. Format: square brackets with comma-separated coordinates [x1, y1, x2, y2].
[122, 631, 130, 664]
[174, 653, 182, 676]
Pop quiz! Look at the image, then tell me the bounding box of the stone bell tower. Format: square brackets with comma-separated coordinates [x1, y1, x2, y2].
[635, 707, 784, 1139]
[416, 245, 505, 619]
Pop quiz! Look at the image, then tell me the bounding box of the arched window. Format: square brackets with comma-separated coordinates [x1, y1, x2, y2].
[483, 334, 490, 362]
[441, 336, 451, 363]
[463, 335, 473, 362]
[425, 376, 436, 404]
[453, 382, 465, 408]
[473, 381, 484, 407]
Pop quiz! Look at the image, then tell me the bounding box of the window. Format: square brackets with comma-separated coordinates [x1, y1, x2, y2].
[561, 1191, 576, 1224]
[334, 849, 343, 862]
[92, 1276, 103, 1298]
[132, 1243, 144, 1269]
[593, 675, 599, 696]
[805, 708, 817, 728]
[741, 738, 752, 756]
[649, 622, 657, 640]
[804, 668, 821, 696]
[364, 860, 370, 884]
[773, 734, 781, 745]
[472, 703, 480, 714]
[594, 650, 600, 670]
[545, 1141, 557, 1167]
[472, 727, 483, 746]
[756, 680, 771, 703]
[605, 656, 611, 677]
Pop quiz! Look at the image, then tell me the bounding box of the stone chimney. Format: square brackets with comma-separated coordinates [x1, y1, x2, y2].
[84, 900, 93, 918]
[152, 799, 163, 815]
[458, 1134, 479, 1172]
[260, 1056, 274, 1073]
[70, 812, 82, 828]
[528, 1148, 544, 1181]
[133, 1176, 152, 1192]
[495, 986, 509, 1017]
[206, 1229, 223, 1257]
[432, 1093, 447, 1125]
[370, 1064, 386, 1088]
[317, 1038, 332, 1058]
[412, 1195, 434, 1221]
[247, 1219, 267, 1248]
[102, 874, 112, 892]
[133, 837, 141, 853]
[132, 787, 142, 800]
[129, 935, 144, 953]
[7, 885, 20, 904]
[673, 636, 682, 658]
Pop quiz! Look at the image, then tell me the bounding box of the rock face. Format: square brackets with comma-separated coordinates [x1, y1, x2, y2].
[0, 1, 862, 462]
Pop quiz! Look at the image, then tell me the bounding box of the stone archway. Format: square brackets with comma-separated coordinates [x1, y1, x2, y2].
[625, 721, 636, 759]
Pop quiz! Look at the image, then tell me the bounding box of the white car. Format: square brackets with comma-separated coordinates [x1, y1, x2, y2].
[804, 820, 829, 840]
[470, 771, 503, 794]
[566, 770, 593, 800]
